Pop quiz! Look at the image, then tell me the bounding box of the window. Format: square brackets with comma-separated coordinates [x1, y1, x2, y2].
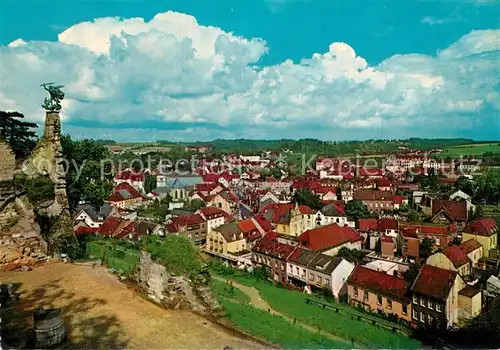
[413, 310, 418, 320]
[364, 291, 369, 301]
[281, 263, 285, 271]
[354, 287, 358, 297]
[420, 297, 425, 307]
[387, 299, 392, 309]
[428, 300, 434, 310]
[420, 313, 426, 322]
[317, 276, 322, 283]
[310, 273, 314, 281]
[325, 278, 330, 285]
[402, 304, 408, 315]
[377, 295, 382, 305]
[295, 267, 299, 274]
[413, 295, 418, 304]
[436, 303, 442, 312]
[428, 315, 434, 325]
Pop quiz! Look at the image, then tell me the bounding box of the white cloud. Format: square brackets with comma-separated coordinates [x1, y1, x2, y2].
[0, 11, 499, 141]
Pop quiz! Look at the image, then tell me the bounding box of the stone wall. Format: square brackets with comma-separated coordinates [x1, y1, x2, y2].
[136, 251, 221, 315]
[0, 141, 16, 182]
[27, 111, 69, 212]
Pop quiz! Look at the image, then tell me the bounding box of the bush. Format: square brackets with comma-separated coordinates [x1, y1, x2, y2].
[25, 176, 55, 205]
[142, 235, 202, 277]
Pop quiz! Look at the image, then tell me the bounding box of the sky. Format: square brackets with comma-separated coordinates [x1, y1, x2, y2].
[0, 0, 499, 141]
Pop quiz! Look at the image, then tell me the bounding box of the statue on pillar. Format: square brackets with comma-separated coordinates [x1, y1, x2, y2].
[41, 83, 65, 112]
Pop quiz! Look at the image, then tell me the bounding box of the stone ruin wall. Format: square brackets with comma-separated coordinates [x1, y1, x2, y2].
[136, 251, 221, 316]
[0, 140, 16, 182]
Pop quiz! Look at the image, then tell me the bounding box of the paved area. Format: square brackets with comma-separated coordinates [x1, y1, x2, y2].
[1, 263, 261, 349]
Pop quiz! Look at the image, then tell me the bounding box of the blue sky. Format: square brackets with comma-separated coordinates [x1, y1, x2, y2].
[1, 0, 499, 141]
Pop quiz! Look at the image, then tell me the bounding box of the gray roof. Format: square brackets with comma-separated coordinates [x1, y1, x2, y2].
[74, 203, 98, 221]
[308, 254, 343, 275]
[165, 176, 203, 189]
[216, 222, 243, 242]
[321, 203, 345, 217]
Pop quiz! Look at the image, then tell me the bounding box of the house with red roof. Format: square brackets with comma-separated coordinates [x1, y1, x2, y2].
[315, 203, 355, 228]
[397, 228, 420, 260]
[297, 223, 362, 256]
[426, 245, 472, 277]
[463, 218, 498, 257]
[410, 264, 468, 329]
[106, 182, 146, 209]
[114, 169, 146, 192]
[431, 199, 474, 226]
[165, 214, 207, 245]
[198, 206, 231, 235]
[399, 222, 458, 248]
[353, 189, 405, 212]
[346, 265, 412, 323]
[260, 203, 315, 237]
[459, 239, 483, 267]
[252, 232, 295, 283]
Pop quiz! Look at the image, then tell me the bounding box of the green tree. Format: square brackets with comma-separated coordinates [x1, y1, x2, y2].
[403, 261, 421, 284]
[455, 176, 475, 197]
[407, 209, 420, 222]
[25, 176, 55, 205]
[345, 200, 370, 221]
[291, 188, 322, 211]
[186, 198, 206, 212]
[0, 111, 38, 159]
[144, 173, 157, 194]
[419, 237, 434, 259]
[61, 136, 114, 210]
[336, 247, 365, 264]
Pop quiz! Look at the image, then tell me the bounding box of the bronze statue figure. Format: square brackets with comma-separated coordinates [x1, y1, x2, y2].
[41, 83, 65, 112]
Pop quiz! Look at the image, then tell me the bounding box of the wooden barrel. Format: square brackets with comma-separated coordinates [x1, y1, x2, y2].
[33, 308, 66, 347]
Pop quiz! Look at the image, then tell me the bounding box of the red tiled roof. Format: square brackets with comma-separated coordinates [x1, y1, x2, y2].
[75, 226, 99, 235]
[442, 245, 470, 268]
[358, 218, 378, 232]
[107, 182, 145, 203]
[401, 228, 419, 239]
[114, 170, 145, 181]
[379, 218, 398, 231]
[463, 217, 498, 237]
[401, 222, 457, 236]
[354, 189, 394, 201]
[200, 206, 229, 219]
[392, 195, 405, 204]
[459, 239, 482, 254]
[252, 235, 296, 260]
[376, 177, 392, 188]
[260, 203, 313, 224]
[98, 216, 122, 236]
[347, 265, 410, 299]
[253, 215, 274, 233]
[298, 224, 361, 251]
[202, 173, 220, 183]
[238, 219, 257, 233]
[432, 200, 468, 221]
[411, 265, 458, 300]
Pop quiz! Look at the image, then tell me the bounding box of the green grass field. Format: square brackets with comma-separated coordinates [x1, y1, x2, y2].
[86, 240, 140, 275]
[224, 275, 419, 349]
[212, 280, 251, 303]
[219, 297, 351, 349]
[437, 143, 500, 158]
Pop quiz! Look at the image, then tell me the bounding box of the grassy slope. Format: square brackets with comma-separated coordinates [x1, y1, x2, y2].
[219, 297, 351, 349]
[226, 276, 420, 349]
[212, 280, 251, 303]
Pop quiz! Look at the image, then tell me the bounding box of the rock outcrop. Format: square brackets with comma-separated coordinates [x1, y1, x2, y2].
[26, 111, 69, 212]
[0, 140, 16, 182]
[136, 251, 221, 316]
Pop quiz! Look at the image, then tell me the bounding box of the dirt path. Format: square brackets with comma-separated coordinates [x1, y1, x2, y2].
[1, 263, 261, 349]
[215, 277, 355, 347]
